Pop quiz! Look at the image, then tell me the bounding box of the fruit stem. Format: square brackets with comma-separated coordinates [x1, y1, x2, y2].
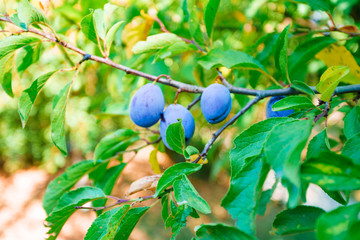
[153, 74, 170, 84]
[174, 89, 182, 104]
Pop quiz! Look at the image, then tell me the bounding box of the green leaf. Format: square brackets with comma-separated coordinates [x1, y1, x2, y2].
[165, 204, 192, 240]
[198, 48, 268, 73]
[306, 129, 330, 160]
[264, 120, 312, 207]
[184, 145, 200, 159]
[19, 71, 58, 127]
[257, 189, 273, 216]
[288, 37, 336, 78]
[223, 155, 269, 234]
[195, 223, 255, 240]
[53, 5, 83, 23]
[0, 53, 15, 97]
[274, 25, 290, 84]
[189, 207, 200, 219]
[173, 175, 211, 214]
[317, 203, 360, 240]
[272, 206, 325, 235]
[105, 21, 125, 52]
[42, 160, 103, 215]
[322, 188, 347, 205]
[133, 33, 183, 55]
[154, 41, 196, 62]
[349, 221, 360, 240]
[17, 0, 48, 29]
[81, 11, 98, 44]
[80, 0, 107, 12]
[272, 96, 315, 111]
[222, 118, 291, 234]
[343, 106, 360, 140]
[93, 9, 106, 40]
[155, 162, 202, 197]
[316, 66, 350, 102]
[187, 0, 205, 46]
[51, 81, 72, 155]
[166, 120, 186, 154]
[0, 35, 40, 59]
[15, 43, 41, 74]
[92, 164, 126, 213]
[170, 197, 178, 216]
[291, 80, 316, 97]
[84, 205, 131, 240]
[10, 13, 27, 29]
[161, 194, 169, 223]
[292, 0, 332, 11]
[301, 151, 360, 191]
[94, 129, 139, 163]
[342, 132, 360, 165]
[204, 0, 220, 38]
[114, 206, 150, 239]
[45, 186, 106, 240]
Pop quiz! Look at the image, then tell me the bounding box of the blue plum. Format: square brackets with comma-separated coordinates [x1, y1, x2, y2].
[129, 83, 165, 127]
[201, 83, 232, 124]
[160, 104, 195, 149]
[266, 96, 294, 118]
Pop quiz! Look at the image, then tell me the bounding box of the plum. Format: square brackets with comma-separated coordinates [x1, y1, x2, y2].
[129, 83, 165, 127]
[201, 83, 232, 124]
[160, 104, 195, 149]
[266, 96, 294, 118]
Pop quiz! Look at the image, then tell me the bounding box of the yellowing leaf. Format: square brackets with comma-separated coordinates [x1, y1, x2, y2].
[121, 16, 154, 58]
[149, 148, 162, 174]
[187, 154, 208, 164]
[316, 66, 350, 102]
[338, 25, 359, 34]
[315, 45, 360, 84]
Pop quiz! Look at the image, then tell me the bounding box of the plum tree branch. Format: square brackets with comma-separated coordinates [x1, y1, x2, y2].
[216, 69, 360, 97]
[1, 16, 360, 166]
[1, 16, 359, 97]
[0, 16, 204, 93]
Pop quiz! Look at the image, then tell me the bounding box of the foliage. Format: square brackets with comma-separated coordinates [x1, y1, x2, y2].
[0, 0, 360, 239]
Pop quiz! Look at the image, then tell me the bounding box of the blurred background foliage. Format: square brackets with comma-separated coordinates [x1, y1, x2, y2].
[0, 0, 359, 178]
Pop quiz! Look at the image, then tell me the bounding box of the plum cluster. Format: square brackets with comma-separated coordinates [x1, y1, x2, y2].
[129, 83, 233, 150]
[266, 96, 294, 118]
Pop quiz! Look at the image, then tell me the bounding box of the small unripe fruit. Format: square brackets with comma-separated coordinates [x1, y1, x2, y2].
[266, 96, 294, 118]
[129, 83, 165, 127]
[160, 104, 195, 149]
[201, 83, 232, 124]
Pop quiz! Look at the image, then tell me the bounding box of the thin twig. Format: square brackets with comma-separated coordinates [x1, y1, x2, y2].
[187, 95, 201, 110]
[314, 101, 331, 126]
[326, 12, 337, 30]
[74, 195, 156, 211]
[293, 26, 360, 37]
[193, 95, 261, 163]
